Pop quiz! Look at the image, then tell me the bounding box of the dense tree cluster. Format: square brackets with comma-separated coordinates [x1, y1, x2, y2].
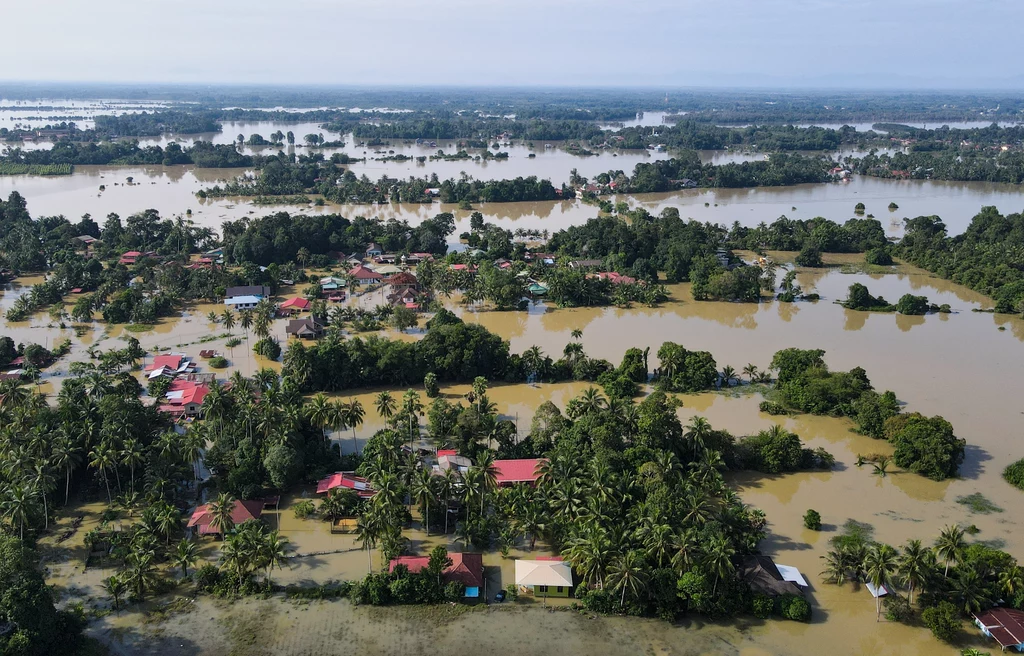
[897, 207, 1024, 314]
[0, 140, 252, 168]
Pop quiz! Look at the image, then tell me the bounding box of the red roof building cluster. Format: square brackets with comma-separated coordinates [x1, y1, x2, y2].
[975, 608, 1024, 650]
[316, 472, 375, 498]
[279, 297, 311, 311]
[493, 458, 547, 486]
[158, 379, 209, 417]
[593, 271, 637, 285]
[187, 499, 264, 536]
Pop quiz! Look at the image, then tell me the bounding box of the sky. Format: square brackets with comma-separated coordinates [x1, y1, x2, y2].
[1, 0, 1021, 89]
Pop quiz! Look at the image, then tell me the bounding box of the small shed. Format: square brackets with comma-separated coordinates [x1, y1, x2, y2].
[515, 558, 573, 598]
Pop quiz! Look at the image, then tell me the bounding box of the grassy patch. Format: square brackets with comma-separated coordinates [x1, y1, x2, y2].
[123, 323, 156, 333]
[1003, 458, 1024, 491]
[956, 493, 1003, 514]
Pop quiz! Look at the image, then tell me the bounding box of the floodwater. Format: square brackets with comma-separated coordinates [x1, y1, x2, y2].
[2, 166, 1023, 242]
[15, 254, 1023, 655]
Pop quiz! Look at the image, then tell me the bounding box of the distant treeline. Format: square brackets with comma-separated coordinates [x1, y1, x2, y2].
[0, 140, 252, 168]
[846, 150, 1024, 184]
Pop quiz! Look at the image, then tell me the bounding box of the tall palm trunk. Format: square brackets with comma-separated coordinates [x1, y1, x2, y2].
[102, 469, 112, 505]
[42, 494, 48, 530]
[65, 469, 71, 505]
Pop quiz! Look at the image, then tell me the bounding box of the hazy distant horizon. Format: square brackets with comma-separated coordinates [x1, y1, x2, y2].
[2, 0, 1022, 91]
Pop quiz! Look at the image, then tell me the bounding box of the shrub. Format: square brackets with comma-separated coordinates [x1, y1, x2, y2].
[193, 563, 221, 592]
[803, 509, 822, 530]
[885, 413, 965, 480]
[443, 581, 466, 603]
[795, 246, 823, 268]
[884, 594, 914, 623]
[895, 294, 930, 315]
[1004, 458, 1024, 491]
[505, 583, 519, 602]
[778, 593, 811, 621]
[581, 588, 613, 613]
[759, 401, 788, 415]
[922, 601, 961, 642]
[225, 337, 242, 348]
[253, 337, 282, 360]
[293, 499, 316, 519]
[751, 593, 774, 619]
[865, 247, 893, 266]
[209, 356, 228, 369]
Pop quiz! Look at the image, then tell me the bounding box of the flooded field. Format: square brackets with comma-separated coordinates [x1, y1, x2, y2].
[2, 166, 1023, 242]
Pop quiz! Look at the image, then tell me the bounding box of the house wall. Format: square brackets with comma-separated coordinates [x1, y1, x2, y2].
[533, 585, 571, 597]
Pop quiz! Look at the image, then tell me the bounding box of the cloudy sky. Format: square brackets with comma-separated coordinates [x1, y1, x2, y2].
[1, 0, 1019, 89]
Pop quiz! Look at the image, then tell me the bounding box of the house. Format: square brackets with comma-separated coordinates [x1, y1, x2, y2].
[365, 242, 383, 258]
[386, 272, 419, 288]
[118, 250, 143, 265]
[435, 454, 472, 475]
[387, 285, 425, 307]
[225, 285, 270, 299]
[145, 354, 193, 374]
[450, 263, 478, 273]
[974, 607, 1024, 652]
[285, 317, 324, 339]
[424, 188, 441, 197]
[319, 276, 346, 291]
[159, 379, 209, 418]
[528, 282, 548, 296]
[493, 458, 546, 486]
[224, 295, 262, 310]
[568, 259, 602, 270]
[316, 472, 375, 499]
[739, 556, 806, 598]
[526, 252, 557, 266]
[374, 253, 399, 265]
[388, 552, 484, 598]
[349, 265, 383, 285]
[514, 558, 573, 598]
[593, 271, 637, 285]
[494, 258, 513, 270]
[279, 297, 311, 312]
[374, 264, 402, 276]
[187, 499, 264, 537]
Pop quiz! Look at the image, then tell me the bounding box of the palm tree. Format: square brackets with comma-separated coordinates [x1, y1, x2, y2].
[375, 391, 396, 422]
[953, 566, 991, 615]
[563, 342, 585, 370]
[472, 451, 500, 518]
[156, 505, 180, 544]
[935, 524, 965, 578]
[239, 308, 254, 341]
[341, 399, 365, 454]
[411, 468, 436, 534]
[401, 389, 423, 447]
[872, 456, 891, 477]
[579, 387, 607, 414]
[570, 329, 583, 340]
[898, 539, 929, 604]
[720, 365, 737, 387]
[51, 435, 82, 505]
[221, 309, 235, 333]
[305, 393, 334, 442]
[608, 550, 648, 608]
[29, 463, 55, 530]
[703, 533, 735, 595]
[125, 551, 158, 600]
[263, 530, 289, 585]
[685, 416, 712, 459]
[120, 438, 144, 494]
[354, 515, 380, 573]
[742, 363, 759, 383]
[209, 493, 237, 537]
[2, 484, 36, 540]
[820, 549, 848, 585]
[863, 543, 898, 620]
[173, 538, 198, 578]
[999, 565, 1024, 600]
[103, 575, 127, 611]
[564, 525, 614, 589]
[88, 443, 116, 504]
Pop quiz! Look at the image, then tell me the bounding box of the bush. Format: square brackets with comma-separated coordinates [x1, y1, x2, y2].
[443, 581, 466, 603]
[505, 583, 519, 602]
[225, 337, 242, 348]
[795, 246, 823, 268]
[1004, 458, 1024, 491]
[759, 401, 788, 415]
[922, 601, 961, 642]
[865, 247, 893, 266]
[581, 588, 614, 614]
[885, 413, 965, 481]
[778, 593, 811, 621]
[751, 593, 774, 619]
[193, 563, 221, 592]
[803, 509, 822, 530]
[209, 356, 228, 368]
[253, 337, 282, 360]
[884, 594, 914, 623]
[293, 499, 316, 519]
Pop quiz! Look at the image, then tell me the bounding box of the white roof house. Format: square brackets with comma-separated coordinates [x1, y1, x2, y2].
[224, 295, 262, 309]
[866, 582, 889, 598]
[775, 564, 808, 587]
[514, 560, 573, 588]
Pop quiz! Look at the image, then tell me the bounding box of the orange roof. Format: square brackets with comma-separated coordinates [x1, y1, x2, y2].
[279, 297, 311, 310]
[147, 354, 183, 371]
[388, 552, 484, 589]
[187, 499, 264, 535]
[493, 458, 546, 485]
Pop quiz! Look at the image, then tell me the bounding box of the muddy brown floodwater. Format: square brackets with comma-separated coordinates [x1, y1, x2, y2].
[10, 248, 1024, 654]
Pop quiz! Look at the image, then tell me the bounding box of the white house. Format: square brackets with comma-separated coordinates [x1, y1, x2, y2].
[224, 295, 262, 310]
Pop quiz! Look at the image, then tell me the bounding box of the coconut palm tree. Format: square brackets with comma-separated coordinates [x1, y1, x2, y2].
[608, 550, 648, 608]
[221, 309, 235, 333]
[935, 524, 965, 578]
[88, 443, 116, 504]
[2, 484, 36, 541]
[263, 530, 289, 585]
[401, 389, 423, 447]
[563, 342, 585, 370]
[872, 456, 891, 477]
[742, 363, 759, 383]
[898, 539, 930, 604]
[720, 365, 737, 387]
[354, 515, 380, 573]
[411, 468, 436, 534]
[863, 543, 898, 620]
[375, 391, 396, 422]
[51, 435, 82, 506]
[472, 451, 500, 518]
[125, 551, 158, 600]
[239, 308, 253, 341]
[305, 393, 334, 442]
[703, 533, 735, 595]
[209, 493, 237, 537]
[29, 463, 55, 530]
[570, 329, 583, 340]
[820, 549, 848, 585]
[173, 538, 198, 578]
[684, 416, 712, 459]
[563, 524, 615, 589]
[341, 399, 365, 454]
[120, 438, 144, 495]
[953, 566, 991, 615]
[999, 565, 1024, 599]
[579, 387, 607, 414]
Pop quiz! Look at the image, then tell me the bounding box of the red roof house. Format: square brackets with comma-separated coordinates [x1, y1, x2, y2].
[389, 552, 484, 596]
[146, 354, 184, 372]
[158, 379, 209, 417]
[119, 250, 142, 265]
[975, 608, 1024, 651]
[593, 271, 637, 285]
[350, 265, 383, 284]
[436, 449, 458, 458]
[187, 499, 264, 536]
[279, 297, 311, 311]
[493, 458, 547, 486]
[316, 472, 375, 498]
